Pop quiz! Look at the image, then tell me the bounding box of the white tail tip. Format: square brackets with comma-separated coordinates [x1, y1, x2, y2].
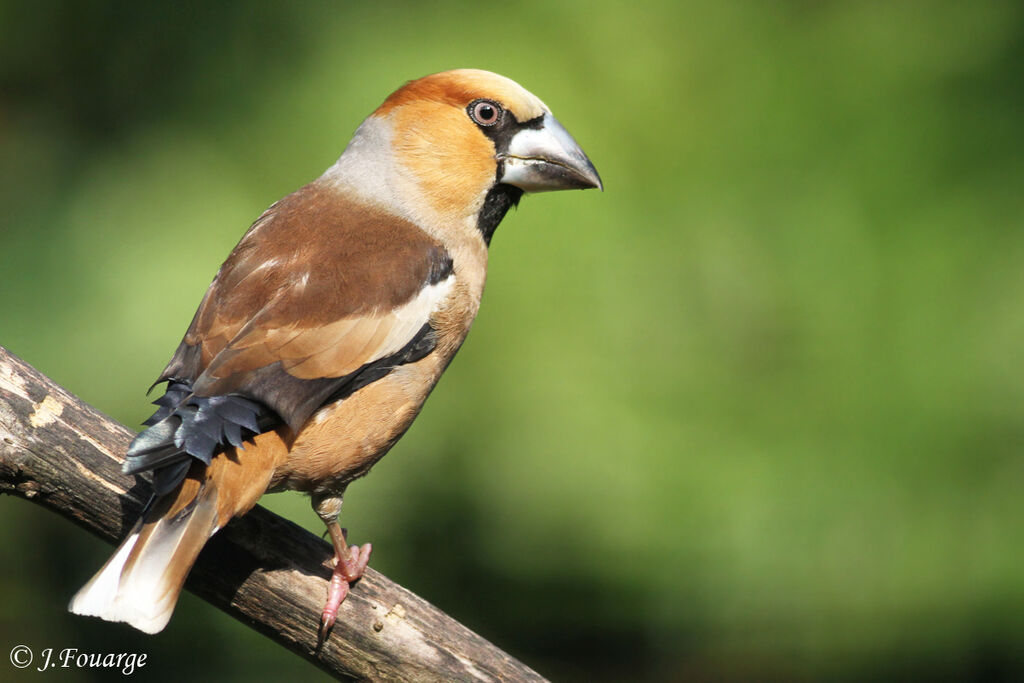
[68, 531, 175, 635]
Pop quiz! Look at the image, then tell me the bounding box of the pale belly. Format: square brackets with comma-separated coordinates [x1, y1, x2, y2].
[267, 350, 449, 496]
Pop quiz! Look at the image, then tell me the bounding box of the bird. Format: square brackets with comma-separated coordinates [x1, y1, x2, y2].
[70, 66, 598, 638]
[69, 68, 602, 641]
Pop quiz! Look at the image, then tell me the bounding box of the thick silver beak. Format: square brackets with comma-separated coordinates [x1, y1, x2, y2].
[498, 113, 603, 193]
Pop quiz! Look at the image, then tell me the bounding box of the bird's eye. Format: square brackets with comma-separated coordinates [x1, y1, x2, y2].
[469, 100, 501, 126]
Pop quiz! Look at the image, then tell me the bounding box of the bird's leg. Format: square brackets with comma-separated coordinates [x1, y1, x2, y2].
[313, 493, 372, 645]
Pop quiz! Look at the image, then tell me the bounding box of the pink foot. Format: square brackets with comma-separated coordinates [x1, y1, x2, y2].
[318, 541, 372, 644]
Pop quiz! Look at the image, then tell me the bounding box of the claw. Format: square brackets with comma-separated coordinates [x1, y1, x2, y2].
[316, 612, 334, 650]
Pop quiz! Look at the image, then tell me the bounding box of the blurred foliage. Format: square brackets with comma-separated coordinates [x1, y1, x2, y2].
[2, 1, 1024, 681]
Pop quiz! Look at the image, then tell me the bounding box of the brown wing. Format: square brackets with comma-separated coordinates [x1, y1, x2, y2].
[158, 182, 454, 430]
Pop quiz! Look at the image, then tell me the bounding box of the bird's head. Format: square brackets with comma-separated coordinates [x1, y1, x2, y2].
[326, 69, 602, 243]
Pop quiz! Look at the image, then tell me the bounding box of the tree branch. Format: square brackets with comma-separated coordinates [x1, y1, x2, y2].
[0, 345, 547, 682]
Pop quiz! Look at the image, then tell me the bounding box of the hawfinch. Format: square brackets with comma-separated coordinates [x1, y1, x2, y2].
[70, 69, 602, 639]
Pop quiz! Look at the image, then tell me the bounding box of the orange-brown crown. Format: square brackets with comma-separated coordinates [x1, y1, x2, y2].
[375, 69, 547, 123]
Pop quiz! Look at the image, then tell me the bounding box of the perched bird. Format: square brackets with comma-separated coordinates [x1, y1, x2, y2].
[68, 69, 601, 639]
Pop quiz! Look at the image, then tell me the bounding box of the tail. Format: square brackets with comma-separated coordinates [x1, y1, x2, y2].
[69, 473, 222, 634]
[69, 379, 290, 633]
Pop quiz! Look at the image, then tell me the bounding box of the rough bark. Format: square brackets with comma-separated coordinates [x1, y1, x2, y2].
[0, 345, 547, 682]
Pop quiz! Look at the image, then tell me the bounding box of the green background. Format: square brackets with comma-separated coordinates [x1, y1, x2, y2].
[2, 1, 1023, 680]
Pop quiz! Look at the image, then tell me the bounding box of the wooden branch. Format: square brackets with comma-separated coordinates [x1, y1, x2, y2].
[0, 345, 547, 682]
